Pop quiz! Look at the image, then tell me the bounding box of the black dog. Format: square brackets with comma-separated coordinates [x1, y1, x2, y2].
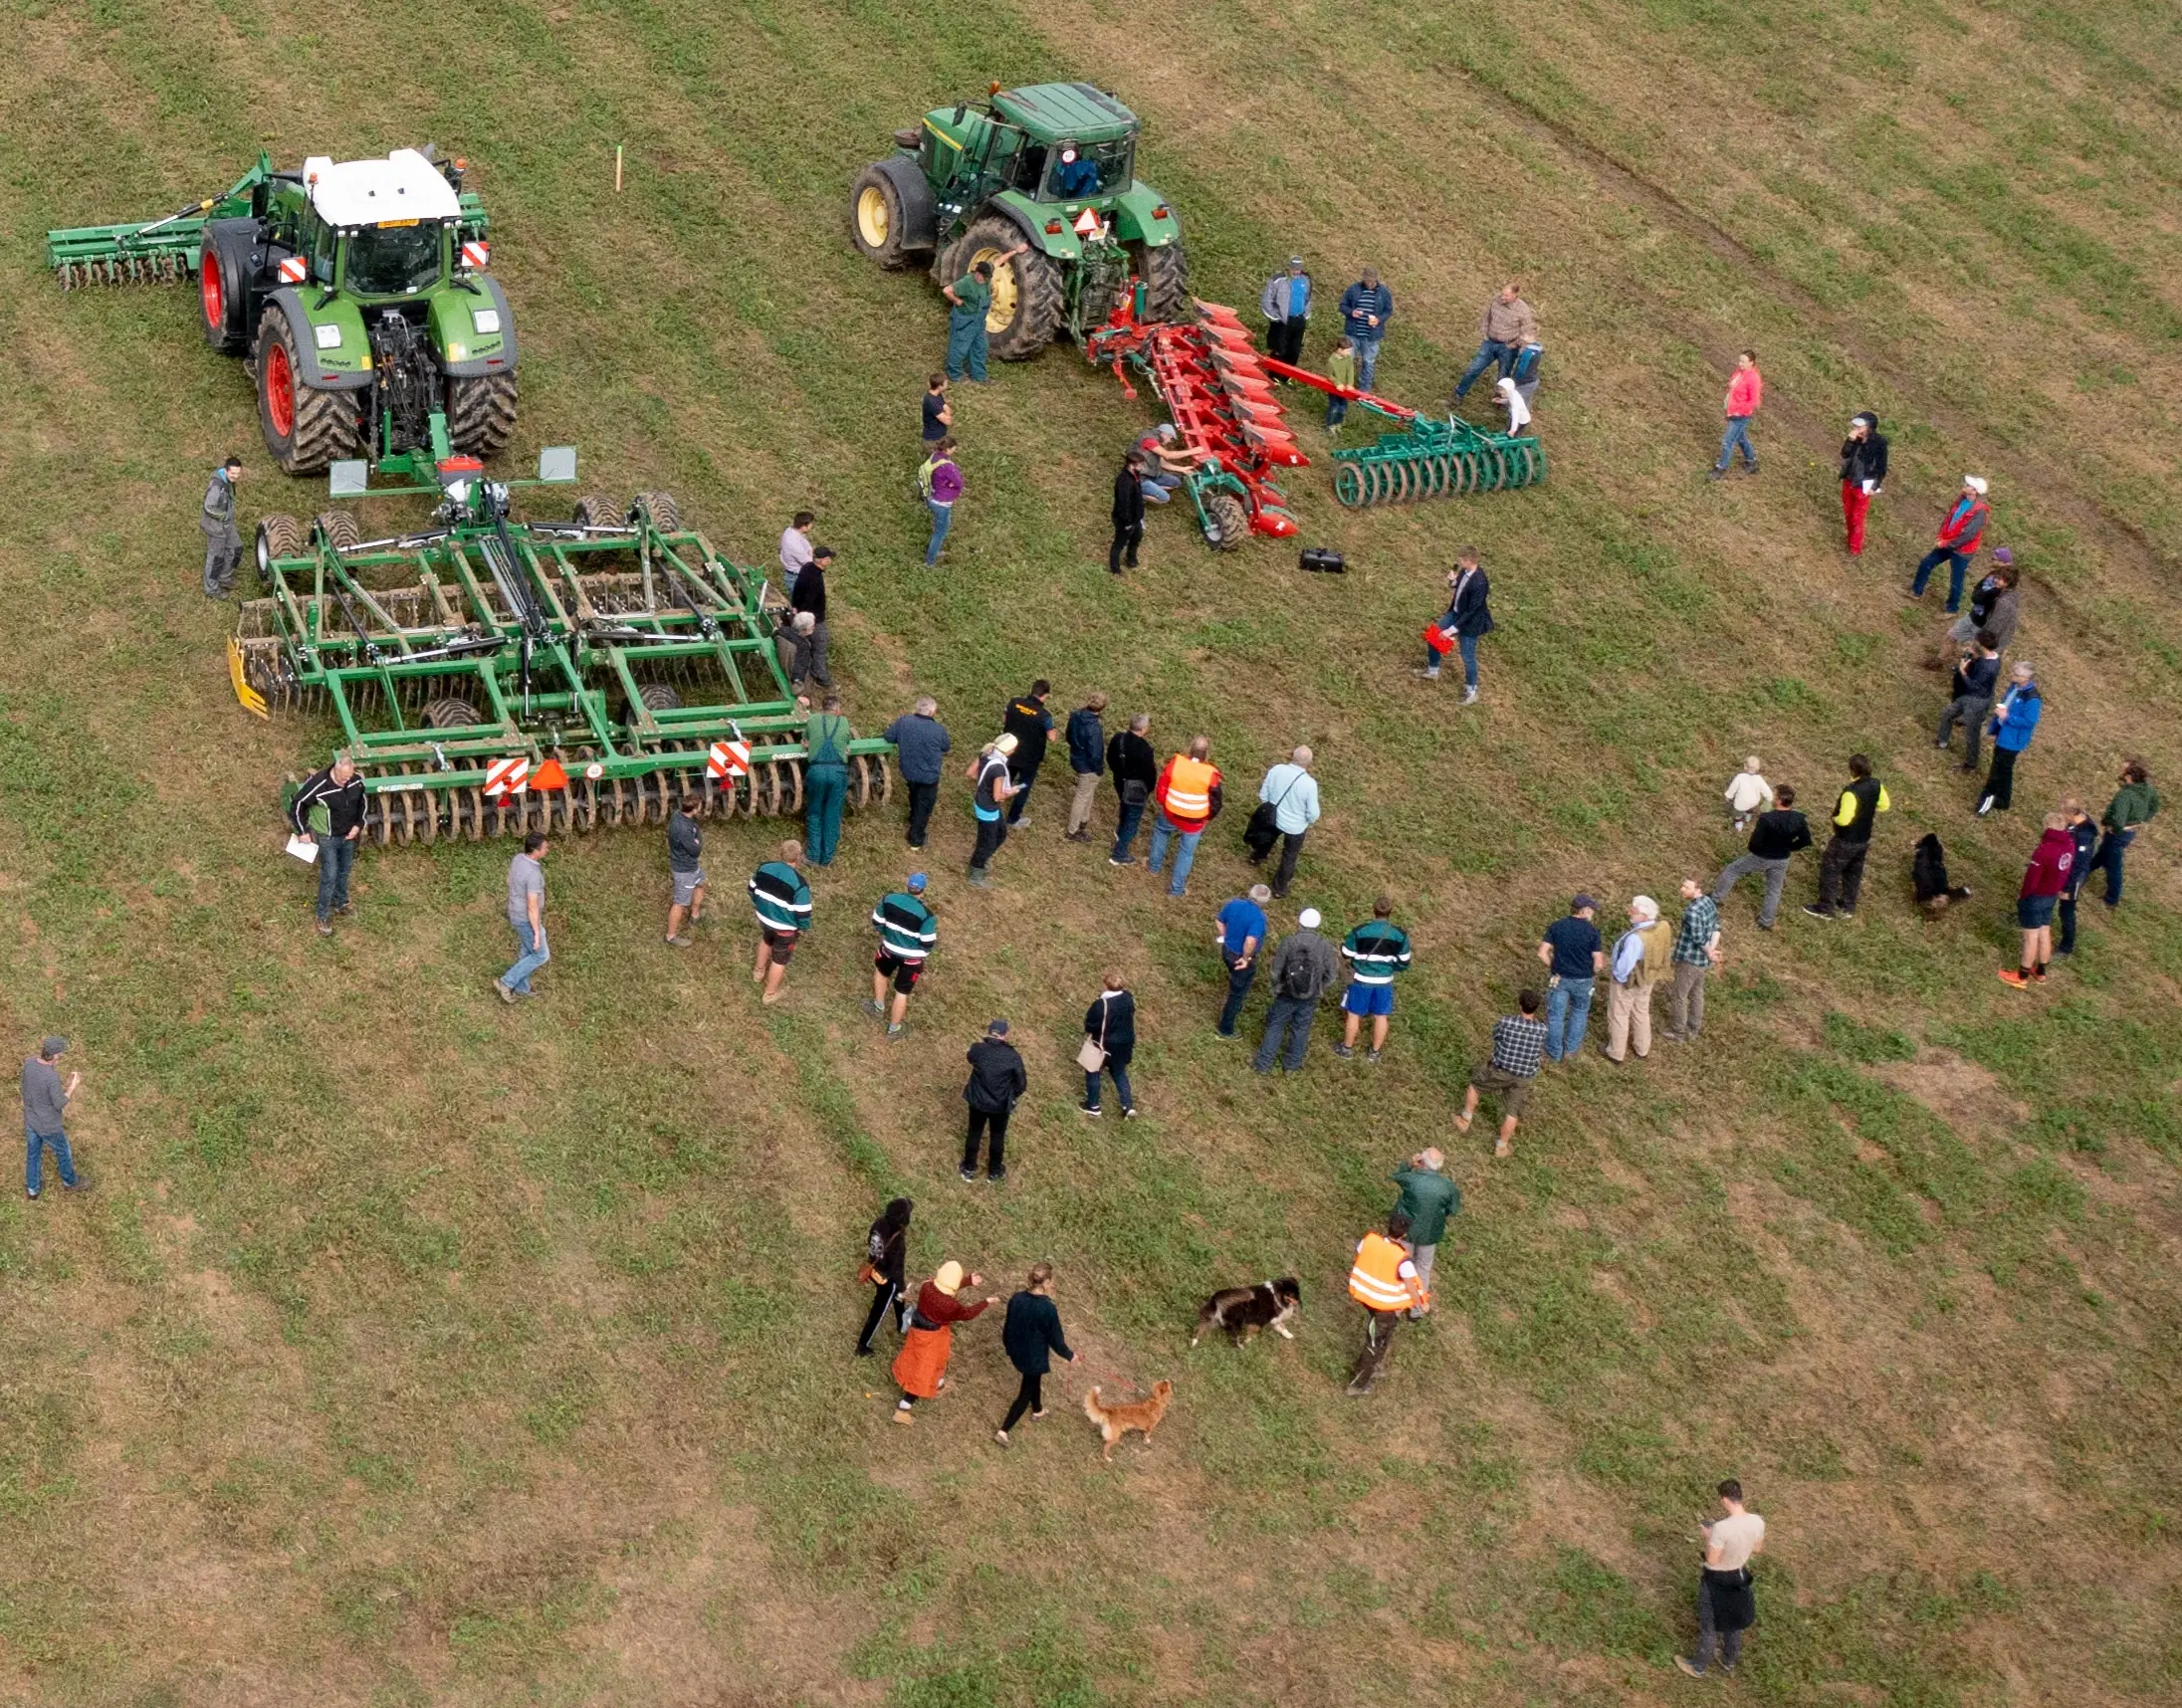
[1193, 1278, 1302, 1346]
[1913, 832, 1973, 918]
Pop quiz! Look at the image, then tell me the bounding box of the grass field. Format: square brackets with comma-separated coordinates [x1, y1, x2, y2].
[2, 1, 2179, 1703]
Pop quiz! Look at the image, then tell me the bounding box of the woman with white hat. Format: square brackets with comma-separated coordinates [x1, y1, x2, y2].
[1908, 476, 1990, 609]
[890, 1258, 989, 1424]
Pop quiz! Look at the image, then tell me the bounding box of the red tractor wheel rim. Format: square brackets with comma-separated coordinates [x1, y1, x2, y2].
[264, 340, 295, 438]
[200, 262, 223, 330]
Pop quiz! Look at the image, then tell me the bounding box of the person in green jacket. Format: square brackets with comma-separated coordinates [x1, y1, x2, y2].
[1325, 335, 1359, 434]
[803, 694, 854, 866]
[2093, 758, 2158, 910]
[1389, 1148, 1458, 1318]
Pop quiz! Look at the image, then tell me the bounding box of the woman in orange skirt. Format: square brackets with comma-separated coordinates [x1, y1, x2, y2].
[891, 1259, 989, 1424]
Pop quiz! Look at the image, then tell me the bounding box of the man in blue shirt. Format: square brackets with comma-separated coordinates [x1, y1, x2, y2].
[1051, 145, 1099, 199]
[1259, 257, 1312, 367]
[1338, 267, 1395, 390]
[1214, 884, 1272, 1038]
[1534, 895, 1604, 1061]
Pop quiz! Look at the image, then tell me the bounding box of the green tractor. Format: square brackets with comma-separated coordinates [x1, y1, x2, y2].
[48, 147, 519, 477]
[848, 82, 1189, 358]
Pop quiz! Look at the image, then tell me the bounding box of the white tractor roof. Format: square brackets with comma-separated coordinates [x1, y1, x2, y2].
[303, 148, 460, 228]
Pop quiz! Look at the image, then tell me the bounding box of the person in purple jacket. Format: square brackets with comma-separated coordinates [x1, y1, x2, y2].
[920, 437, 963, 565]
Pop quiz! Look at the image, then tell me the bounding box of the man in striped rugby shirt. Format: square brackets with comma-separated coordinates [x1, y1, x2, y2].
[748, 840, 812, 1007]
[866, 873, 937, 1039]
[1336, 896, 1414, 1063]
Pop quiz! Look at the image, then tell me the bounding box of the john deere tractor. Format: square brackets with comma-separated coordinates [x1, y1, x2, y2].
[49, 147, 519, 477]
[849, 82, 1189, 359]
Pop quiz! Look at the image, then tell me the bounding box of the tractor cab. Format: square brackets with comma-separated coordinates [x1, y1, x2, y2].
[303, 150, 462, 298]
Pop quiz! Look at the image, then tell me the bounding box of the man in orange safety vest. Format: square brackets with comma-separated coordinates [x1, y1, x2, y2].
[1347, 1210, 1426, 1394]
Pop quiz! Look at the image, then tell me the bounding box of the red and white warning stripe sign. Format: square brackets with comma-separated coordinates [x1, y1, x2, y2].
[483, 756, 530, 797]
[707, 740, 752, 779]
[460, 239, 489, 270]
[278, 254, 308, 284]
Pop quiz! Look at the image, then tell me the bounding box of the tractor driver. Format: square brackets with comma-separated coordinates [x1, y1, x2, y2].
[1052, 142, 1100, 199]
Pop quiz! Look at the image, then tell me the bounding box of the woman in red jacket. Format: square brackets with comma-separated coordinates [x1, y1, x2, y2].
[890, 1260, 990, 1424]
[2000, 813, 2076, 989]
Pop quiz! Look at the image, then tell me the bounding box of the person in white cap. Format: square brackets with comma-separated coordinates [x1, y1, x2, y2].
[1259, 255, 1312, 367]
[1494, 375, 1531, 437]
[1838, 412, 1889, 555]
[1908, 476, 1990, 609]
[1605, 896, 1672, 1062]
[1253, 908, 1340, 1074]
[967, 734, 1018, 889]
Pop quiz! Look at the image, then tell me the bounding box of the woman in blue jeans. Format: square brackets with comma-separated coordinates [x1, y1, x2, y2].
[1079, 973, 1137, 1117]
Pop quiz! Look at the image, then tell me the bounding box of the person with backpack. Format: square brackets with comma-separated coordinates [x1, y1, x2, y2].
[961, 1018, 1026, 1181]
[1909, 477, 1990, 610]
[1063, 694, 1108, 843]
[1259, 256, 1312, 367]
[1977, 662, 2043, 816]
[854, 1196, 914, 1357]
[1337, 897, 1414, 1062]
[867, 873, 937, 1040]
[1803, 754, 1890, 921]
[1451, 283, 1539, 407]
[801, 693, 854, 866]
[1246, 747, 1321, 899]
[1253, 909, 1341, 1074]
[1110, 449, 1147, 574]
[966, 734, 1018, 889]
[1838, 412, 1889, 556]
[919, 437, 963, 566]
[1000, 682, 1055, 828]
[1106, 713, 1158, 866]
[1604, 896, 1672, 1063]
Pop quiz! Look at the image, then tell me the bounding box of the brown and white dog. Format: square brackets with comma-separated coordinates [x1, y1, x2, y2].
[1082, 1381, 1173, 1461]
[1192, 1277, 1302, 1347]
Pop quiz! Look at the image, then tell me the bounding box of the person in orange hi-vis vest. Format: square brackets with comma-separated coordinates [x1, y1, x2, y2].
[1346, 1211, 1426, 1394]
[1146, 735, 1223, 900]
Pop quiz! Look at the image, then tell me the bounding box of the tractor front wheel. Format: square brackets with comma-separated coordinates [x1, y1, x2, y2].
[849, 165, 911, 268]
[941, 217, 1063, 361]
[446, 370, 519, 456]
[1138, 241, 1191, 325]
[255, 305, 361, 475]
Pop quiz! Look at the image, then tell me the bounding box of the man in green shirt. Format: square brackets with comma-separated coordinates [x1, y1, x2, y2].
[1388, 1148, 1458, 1317]
[943, 248, 1026, 382]
[802, 694, 854, 867]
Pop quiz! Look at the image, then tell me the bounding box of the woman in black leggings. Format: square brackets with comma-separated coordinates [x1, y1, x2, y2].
[995, 1262, 1077, 1444]
[855, 1197, 914, 1356]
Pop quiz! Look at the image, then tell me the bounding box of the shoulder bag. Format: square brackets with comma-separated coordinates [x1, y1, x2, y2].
[1076, 998, 1110, 1073]
[1245, 769, 1304, 857]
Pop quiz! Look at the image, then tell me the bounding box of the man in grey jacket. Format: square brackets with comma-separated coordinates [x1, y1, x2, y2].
[22, 1036, 89, 1198]
[1252, 908, 1341, 1075]
[202, 456, 244, 598]
[1259, 257, 1312, 367]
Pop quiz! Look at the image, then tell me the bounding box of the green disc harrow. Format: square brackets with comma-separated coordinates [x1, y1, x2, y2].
[1260, 357, 1546, 508]
[231, 460, 893, 846]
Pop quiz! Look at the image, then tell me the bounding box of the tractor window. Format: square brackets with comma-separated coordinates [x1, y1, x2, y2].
[307, 213, 338, 284]
[1084, 138, 1134, 193]
[343, 221, 446, 296]
[1011, 142, 1049, 196]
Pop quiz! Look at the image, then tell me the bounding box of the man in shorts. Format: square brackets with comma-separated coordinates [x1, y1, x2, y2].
[867, 873, 938, 1039]
[665, 794, 707, 946]
[1453, 990, 1548, 1159]
[747, 839, 812, 1006]
[1336, 896, 1413, 1062]
[1999, 813, 2074, 989]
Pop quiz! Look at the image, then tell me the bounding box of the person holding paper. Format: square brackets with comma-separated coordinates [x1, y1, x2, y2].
[289, 751, 366, 938]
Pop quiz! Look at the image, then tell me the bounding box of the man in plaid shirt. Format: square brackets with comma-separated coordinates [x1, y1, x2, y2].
[1662, 878, 1722, 1043]
[1453, 990, 1549, 1159]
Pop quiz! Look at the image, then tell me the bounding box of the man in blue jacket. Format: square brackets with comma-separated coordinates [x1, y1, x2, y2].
[1063, 693, 1108, 843]
[1259, 256, 1312, 367]
[1416, 550, 1494, 704]
[1978, 663, 2043, 816]
[1338, 267, 1395, 390]
[883, 696, 952, 850]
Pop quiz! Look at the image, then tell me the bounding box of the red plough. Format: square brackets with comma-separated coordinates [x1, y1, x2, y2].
[1087, 298, 1303, 550]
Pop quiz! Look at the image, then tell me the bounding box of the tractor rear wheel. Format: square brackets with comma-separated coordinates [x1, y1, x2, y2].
[941, 216, 1063, 361]
[199, 219, 255, 354]
[256, 305, 361, 475]
[255, 515, 306, 587]
[445, 370, 519, 457]
[1201, 489, 1249, 551]
[422, 698, 484, 730]
[1138, 241, 1191, 324]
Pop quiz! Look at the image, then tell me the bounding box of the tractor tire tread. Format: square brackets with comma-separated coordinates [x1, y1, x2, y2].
[445, 370, 519, 456]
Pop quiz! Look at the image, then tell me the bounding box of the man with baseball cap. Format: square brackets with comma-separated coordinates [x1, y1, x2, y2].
[868, 873, 937, 1039]
[1536, 895, 1605, 1061]
[1259, 255, 1313, 368]
[1253, 907, 1341, 1074]
[21, 1035, 89, 1199]
[1838, 412, 1889, 554]
[961, 1018, 1027, 1182]
[1909, 476, 1990, 610]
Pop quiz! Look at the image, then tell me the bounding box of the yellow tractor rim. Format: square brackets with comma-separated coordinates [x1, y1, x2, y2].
[973, 245, 1018, 332]
[856, 186, 891, 249]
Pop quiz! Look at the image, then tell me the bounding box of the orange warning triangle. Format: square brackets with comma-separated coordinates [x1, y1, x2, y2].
[1072, 208, 1101, 237]
[530, 756, 568, 791]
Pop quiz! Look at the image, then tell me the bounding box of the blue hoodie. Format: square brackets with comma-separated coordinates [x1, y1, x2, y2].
[1989, 681, 2043, 751]
[1066, 705, 1106, 774]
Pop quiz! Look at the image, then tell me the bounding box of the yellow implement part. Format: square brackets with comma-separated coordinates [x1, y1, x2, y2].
[228, 635, 269, 719]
